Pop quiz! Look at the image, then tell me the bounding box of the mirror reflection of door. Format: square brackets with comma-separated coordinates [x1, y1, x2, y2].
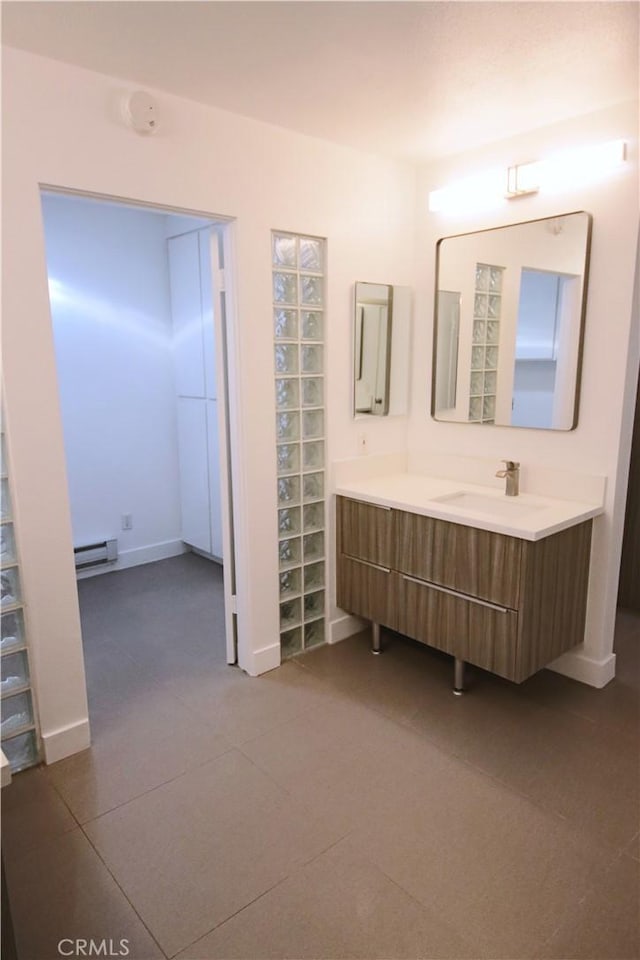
[435, 291, 460, 413]
[354, 283, 392, 416]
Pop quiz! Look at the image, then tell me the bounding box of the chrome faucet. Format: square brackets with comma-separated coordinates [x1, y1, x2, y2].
[496, 460, 520, 496]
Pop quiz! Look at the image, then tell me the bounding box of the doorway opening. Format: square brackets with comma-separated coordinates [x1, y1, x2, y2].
[39, 188, 239, 718]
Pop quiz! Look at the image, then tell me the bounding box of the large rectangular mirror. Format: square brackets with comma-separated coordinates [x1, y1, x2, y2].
[432, 212, 592, 430]
[354, 282, 411, 417]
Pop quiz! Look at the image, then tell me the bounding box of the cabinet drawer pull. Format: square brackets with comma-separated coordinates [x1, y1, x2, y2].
[401, 574, 512, 614]
[343, 554, 391, 573]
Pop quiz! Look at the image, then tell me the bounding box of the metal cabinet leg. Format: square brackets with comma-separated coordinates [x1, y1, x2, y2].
[371, 623, 382, 655]
[453, 657, 465, 695]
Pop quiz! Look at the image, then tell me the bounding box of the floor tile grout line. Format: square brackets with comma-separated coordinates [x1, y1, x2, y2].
[79, 823, 170, 960]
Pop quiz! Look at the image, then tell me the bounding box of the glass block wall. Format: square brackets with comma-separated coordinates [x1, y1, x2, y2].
[272, 232, 326, 657]
[1, 430, 40, 772]
[469, 262, 504, 424]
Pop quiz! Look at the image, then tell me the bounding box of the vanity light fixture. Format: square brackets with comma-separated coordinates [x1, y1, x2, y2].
[430, 139, 627, 213]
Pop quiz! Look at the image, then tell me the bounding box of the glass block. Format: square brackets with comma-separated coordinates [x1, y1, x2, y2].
[273, 272, 297, 305]
[1, 650, 29, 694]
[304, 618, 325, 648]
[469, 397, 482, 421]
[0, 478, 10, 521]
[2, 729, 38, 773]
[470, 371, 484, 395]
[484, 371, 497, 393]
[301, 311, 323, 340]
[302, 409, 324, 440]
[299, 237, 323, 271]
[303, 501, 324, 533]
[303, 472, 324, 502]
[302, 441, 324, 471]
[275, 378, 300, 410]
[272, 233, 297, 268]
[471, 346, 485, 371]
[279, 567, 301, 599]
[274, 309, 298, 340]
[277, 475, 300, 506]
[280, 626, 302, 658]
[304, 561, 325, 591]
[274, 343, 298, 375]
[276, 443, 300, 475]
[1, 689, 33, 737]
[301, 345, 323, 374]
[304, 589, 325, 622]
[485, 346, 499, 369]
[276, 411, 300, 442]
[1, 523, 16, 565]
[475, 263, 490, 291]
[472, 319, 486, 345]
[1, 568, 20, 608]
[301, 377, 323, 407]
[486, 320, 500, 344]
[488, 295, 501, 319]
[280, 597, 301, 630]
[300, 275, 323, 306]
[278, 506, 301, 537]
[474, 293, 488, 318]
[279, 537, 301, 568]
[0, 609, 25, 653]
[303, 531, 324, 561]
[483, 396, 496, 420]
[489, 266, 503, 292]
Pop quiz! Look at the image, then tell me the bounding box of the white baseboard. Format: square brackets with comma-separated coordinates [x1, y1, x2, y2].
[76, 539, 187, 579]
[548, 649, 616, 688]
[242, 641, 281, 677]
[330, 614, 365, 644]
[42, 718, 91, 764]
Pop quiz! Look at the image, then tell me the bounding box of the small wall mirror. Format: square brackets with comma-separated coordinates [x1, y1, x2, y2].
[354, 282, 411, 417]
[432, 212, 592, 430]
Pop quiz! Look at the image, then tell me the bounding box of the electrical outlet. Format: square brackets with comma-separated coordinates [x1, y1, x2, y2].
[357, 431, 368, 455]
[121, 514, 133, 531]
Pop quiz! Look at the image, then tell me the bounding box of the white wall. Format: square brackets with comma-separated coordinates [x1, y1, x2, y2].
[413, 100, 639, 687]
[1, 47, 416, 760]
[41, 193, 185, 570]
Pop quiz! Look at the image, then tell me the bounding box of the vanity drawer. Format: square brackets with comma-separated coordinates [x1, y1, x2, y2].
[397, 573, 518, 680]
[337, 555, 397, 631]
[393, 510, 522, 609]
[337, 496, 393, 568]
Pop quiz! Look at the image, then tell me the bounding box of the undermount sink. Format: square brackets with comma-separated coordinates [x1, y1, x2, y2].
[433, 491, 547, 520]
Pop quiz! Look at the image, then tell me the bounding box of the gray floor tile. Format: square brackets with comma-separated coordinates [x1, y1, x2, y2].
[84, 749, 343, 957]
[539, 852, 640, 959]
[175, 836, 479, 959]
[1, 766, 77, 861]
[3, 828, 164, 960]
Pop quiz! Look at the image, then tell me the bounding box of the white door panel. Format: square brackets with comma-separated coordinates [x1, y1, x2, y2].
[176, 398, 211, 553]
[168, 232, 205, 397]
[206, 400, 223, 559]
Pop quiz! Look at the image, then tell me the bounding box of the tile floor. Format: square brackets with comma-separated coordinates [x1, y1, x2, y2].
[2, 553, 639, 959]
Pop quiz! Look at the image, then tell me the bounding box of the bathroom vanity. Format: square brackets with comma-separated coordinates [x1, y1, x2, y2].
[335, 474, 602, 687]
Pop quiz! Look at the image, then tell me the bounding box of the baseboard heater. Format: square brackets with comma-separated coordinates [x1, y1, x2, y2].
[74, 539, 118, 570]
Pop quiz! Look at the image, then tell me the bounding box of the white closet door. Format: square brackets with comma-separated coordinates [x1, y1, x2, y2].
[176, 398, 211, 553]
[206, 399, 223, 559]
[168, 232, 205, 398]
[199, 229, 217, 401]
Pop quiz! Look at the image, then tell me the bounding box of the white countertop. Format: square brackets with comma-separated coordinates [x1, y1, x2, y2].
[334, 472, 603, 541]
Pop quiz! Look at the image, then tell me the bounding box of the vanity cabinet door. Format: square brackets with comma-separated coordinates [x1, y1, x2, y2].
[394, 511, 522, 609]
[337, 497, 393, 567]
[336, 556, 397, 631]
[398, 574, 518, 680]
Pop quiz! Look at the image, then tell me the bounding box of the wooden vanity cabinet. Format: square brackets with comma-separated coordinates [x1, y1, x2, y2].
[336, 495, 593, 683]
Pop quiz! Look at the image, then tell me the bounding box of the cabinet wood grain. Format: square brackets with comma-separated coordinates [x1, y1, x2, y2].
[398, 575, 517, 678]
[394, 511, 522, 608]
[337, 497, 393, 568]
[337, 555, 397, 630]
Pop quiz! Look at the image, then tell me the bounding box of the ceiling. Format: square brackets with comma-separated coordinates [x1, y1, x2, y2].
[2, 1, 638, 163]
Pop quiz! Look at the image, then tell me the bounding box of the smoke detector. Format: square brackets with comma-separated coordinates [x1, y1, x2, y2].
[123, 91, 159, 135]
